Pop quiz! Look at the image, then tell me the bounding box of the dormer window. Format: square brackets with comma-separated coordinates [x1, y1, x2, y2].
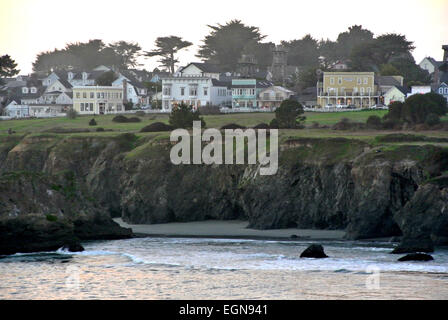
[82, 72, 88, 80]
[30, 87, 37, 94]
[68, 72, 74, 80]
[22, 87, 29, 94]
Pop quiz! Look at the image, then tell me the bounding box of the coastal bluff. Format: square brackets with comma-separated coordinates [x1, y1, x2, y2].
[0, 133, 447, 254]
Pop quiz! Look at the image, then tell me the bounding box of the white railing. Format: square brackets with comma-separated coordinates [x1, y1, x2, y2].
[219, 107, 273, 113]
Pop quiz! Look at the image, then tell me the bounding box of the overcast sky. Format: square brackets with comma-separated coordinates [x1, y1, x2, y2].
[1, 0, 447, 74]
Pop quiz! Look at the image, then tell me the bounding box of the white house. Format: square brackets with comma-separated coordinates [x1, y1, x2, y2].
[4, 101, 29, 118]
[257, 86, 294, 109]
[383, 86, 408, 105]
[419, 57, 442, 74]
[161, 63, 232, 111]
[407, 85, 432, 98]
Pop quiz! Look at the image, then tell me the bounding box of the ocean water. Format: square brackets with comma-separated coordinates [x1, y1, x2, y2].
[1, 237, 448, 299]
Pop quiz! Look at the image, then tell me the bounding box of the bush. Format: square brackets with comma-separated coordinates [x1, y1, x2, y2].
[135, 111, 146, 117]
[269, 118, 279, 129]
[112, 115, 129, 123]
[332, 118, 365, 130]
[220, 123, 246, 130]
[383, 101, 403, 122]
[253, 123, 270, 129]
[169, 103, 206, 129]
[96, 127, 105, 132]
[89, 118, 97, 126]
[274, 99, 305, 128]
[140, 122, 174, 132]
[366, 115, 382, 129]
[46, 214, 58, 222]
[425, 113, 440, 126]
[66, 109, 78, 119]
[112, 115, 141, 123]
[382, 118, 402, 130]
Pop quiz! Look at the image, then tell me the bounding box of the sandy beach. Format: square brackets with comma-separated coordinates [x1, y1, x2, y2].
[114, 218, 346, 240]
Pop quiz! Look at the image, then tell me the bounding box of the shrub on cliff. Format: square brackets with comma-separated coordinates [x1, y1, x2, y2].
[384, 93, 446, 125]
[112, 115, 128, 123]
[112, 115, 141, 123]
[332, 118, 364, 130]
[169, 103, 205, 129]
[253, 123, 270, 129]
[221, 123, 246, 130]
[89, 118, 97, 126]
[140, 122, 174, 132]
[425, 113, 440, 126]
[366, 115, 382, 129]
[273, 99, 305, 129]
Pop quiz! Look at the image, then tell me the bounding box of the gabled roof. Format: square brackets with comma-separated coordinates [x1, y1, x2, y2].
[425, 57, 443, 67]
[56, 77, 73, 89]
[386, 85, 409, 96]
[184, 62, 223, 73]
[211, 78, 232, 89]
[119, 70, 144, 89]
[378, 76, 403, 87]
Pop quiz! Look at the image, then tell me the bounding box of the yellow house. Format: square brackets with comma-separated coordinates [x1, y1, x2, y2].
[317, 72, 381, 108]
[72, 86, 124, 114]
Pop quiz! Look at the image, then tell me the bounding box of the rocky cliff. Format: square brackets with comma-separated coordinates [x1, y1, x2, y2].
[1, 133, 447, 255]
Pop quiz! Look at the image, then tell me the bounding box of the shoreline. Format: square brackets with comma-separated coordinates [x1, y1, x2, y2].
[114, 218, 347, 241]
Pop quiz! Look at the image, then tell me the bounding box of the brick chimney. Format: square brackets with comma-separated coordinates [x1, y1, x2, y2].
[443, 45, 448, 62]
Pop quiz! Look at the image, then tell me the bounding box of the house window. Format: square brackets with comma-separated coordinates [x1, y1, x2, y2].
[76, 92, 80, 99]
[31, 87, 37, 94]
[330, 77, 334, 85]
[189, 88, 197, 96]
[181, 87, 185, 96]
[89, 103, 94, 111]
[22, 87, 29, 94]
[364, 78, 368, 84]
[360, 87, 365, 95]
[83, 92, 87, 98]
[117, 104, 122, 111]
[101, 92, 105, 99]
[338, 77, 342, 85]
[163, 87, 171, 95]
[204, 87, 208, 96]
[367, 87, 371, 93]
[445, 88, 448, 94]
[357, 78, 361, 85]
[97, 92, 100, 98]
[90, 92, 94, 98]
[80, 103, 84, 111]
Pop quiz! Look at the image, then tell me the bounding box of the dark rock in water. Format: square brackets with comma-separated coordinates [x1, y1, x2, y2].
[391, 236, 434, 254]
[300, 244, 328, 258]
[398, 253, 434, 262]
[61, 242, 84, 252]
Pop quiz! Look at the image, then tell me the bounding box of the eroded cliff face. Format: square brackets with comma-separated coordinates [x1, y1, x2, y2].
[1, 133, 447, 254]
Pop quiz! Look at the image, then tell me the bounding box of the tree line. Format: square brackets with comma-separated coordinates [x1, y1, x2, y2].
[1, 20, 431, 89]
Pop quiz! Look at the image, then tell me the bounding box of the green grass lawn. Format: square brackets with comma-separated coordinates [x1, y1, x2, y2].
[0, 110, 447, 142]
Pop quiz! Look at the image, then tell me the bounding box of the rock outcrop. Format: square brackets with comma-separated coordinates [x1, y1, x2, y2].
[300, 244, 328, 258]
[0, 134, 447, 255]
[398, 253, 434, 261]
